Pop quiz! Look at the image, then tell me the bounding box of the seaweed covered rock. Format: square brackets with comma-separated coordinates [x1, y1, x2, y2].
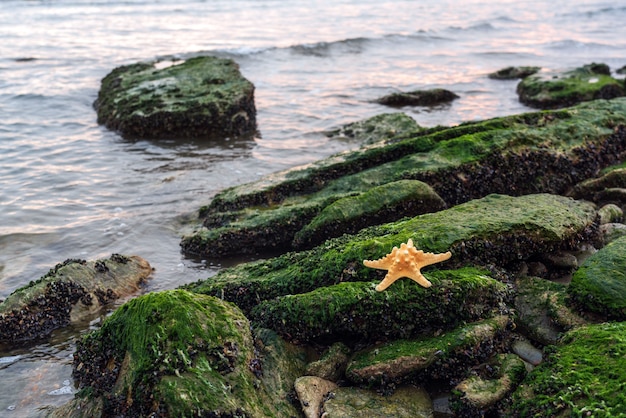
[488, 66, 540, 80]
[375, 88, 459, 107]
[507, 322, 626, 416]
[94, 56, 256, 139]
[251, 269, 511, 343]
[182, 98, 626, 259]
[345, 315, 512, 388]
[184, 193, 598, 313]
[325, 112, 422, 145]
[64, 290, 300, 417]
[0, 254, 152, 344]
[306, 342, 351, 382]
[321, 385, 433, 418]
[451, 353, 527, 416]
[568, 235, 626, 320]
[570, 166, 626, 204]
[517, 63, 625, 109]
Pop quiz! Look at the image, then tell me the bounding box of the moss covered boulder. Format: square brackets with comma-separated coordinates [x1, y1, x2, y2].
[251, 269, 511, 343]
[0, 254, 152, 344]
[325, 112, 423, 145]
[184, 193, 598, 313]
[507, 322, 626, 416]
[66, 290, 301, 417]
[570, 166, 626, 204]
[345, 315, 512, 387]
[94, 56, 256, 139]
[517, 63, 625, 109]
[375, 88, 459, 107]
[182, 98, 626, 259]
[568, 235, 626, 320]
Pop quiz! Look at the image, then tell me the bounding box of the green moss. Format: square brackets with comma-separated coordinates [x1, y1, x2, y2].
[73, 290, 291, 417]
[184, 194, 596, 313]
[508, 322, 626, 417]
[250, 268, 510, 342]
[568, 235, 626, 319]
[325, 112, 423, 145]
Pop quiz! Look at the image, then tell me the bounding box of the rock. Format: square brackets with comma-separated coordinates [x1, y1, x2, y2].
[569, 235, 626, 320]
[292, 179, 446, 249]
[451, 353, 527, 415]
[540, 250, 578, 269]
[507, 322, 626, 416]
[325, 112, 422, 145]
[600, 222, 626, 244]
[375, 88, 459, 107]
[488, 66, 541, 80]
[514, 276, 587, 345]
[306, 342, 351, 382]
[511, 338, 543, 366]
[598, 203, 623, 224]
[344, 316, 511, 387]
[56, 290, 300, 418]
[184, 193, 597, 314]
[321, 385, 433, 418]
[617, 65, 626, 75]
[0, 254, 152, 344]
[94, 56, 256, 139]
[517, 63, 625, 109]
[251, 269, 511, 343]
[294, 376, 338, 418]
[182, 98, 626, 259]
[570, 167, 626, 203]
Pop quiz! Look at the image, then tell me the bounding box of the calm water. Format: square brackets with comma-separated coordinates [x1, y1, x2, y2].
[1, 0, 625, 415]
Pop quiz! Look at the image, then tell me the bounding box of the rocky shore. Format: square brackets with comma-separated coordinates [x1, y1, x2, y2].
[2, 59, 626, 417]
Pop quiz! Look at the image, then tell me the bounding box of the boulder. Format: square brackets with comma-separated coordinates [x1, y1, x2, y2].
[517, 63, 625, 109]
[57, 290, 301, 417]
[0, 254, 152, 344]
[324, 112, 422, 145]
[507, 322, 626, 416]
[306, 342, 351, 382]
[375, 88, 459, 107]
[94, 56, 256, 139]
[488, 66, 540, 80]
[570, 167, 626, 204]
[294, 376, 338, 418]
[182, 98, 626, 259]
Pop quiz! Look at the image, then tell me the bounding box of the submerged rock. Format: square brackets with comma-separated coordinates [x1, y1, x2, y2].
[507, 322, 626, 416]
[375, 88, 459, 107]
[94, 56, 256, 139]
[182, 98, 626, 259]
[488, 66, 540, 80]
[324, 112, 422, 145]
[60, 290, 301, 417]
[568, 235, 626, 320]
[0, 254, 152, 344]
[184, 193, 598, 314]
[517, 63, 625, 109]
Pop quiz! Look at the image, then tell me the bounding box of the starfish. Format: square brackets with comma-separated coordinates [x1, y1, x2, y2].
[363, 239, 451, 291]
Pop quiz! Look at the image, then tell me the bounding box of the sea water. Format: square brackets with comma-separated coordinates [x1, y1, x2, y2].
[0, 0, 624, 415]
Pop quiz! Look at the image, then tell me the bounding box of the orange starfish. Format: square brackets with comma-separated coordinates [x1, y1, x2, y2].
[363, 239, 451, 291]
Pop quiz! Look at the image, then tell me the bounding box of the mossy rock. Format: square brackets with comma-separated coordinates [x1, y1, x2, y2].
[325, 112, 423, 145]
[488, 66, 541, 80]
[251, 269, 511, 343]
[306, 342, 352, 382]
[375, 88, 459, 107]
[507, 322, 626, 416]
[517, 63, 625, 109]
[345, 315, 512, 387]
[514, 276, 588, 345]
[292, 179, 446, 249]
[0, 254, 152, 344]
[451, 353, 527, 415]
[568, 235, 626, 319]
[183, 193, 598, 314]
[321, 385, 433, 418]
[570, 167, 626, 202]
[94, 56, 256, 139]
[183, 98, 626, 258]
[68, 290, 299, 417]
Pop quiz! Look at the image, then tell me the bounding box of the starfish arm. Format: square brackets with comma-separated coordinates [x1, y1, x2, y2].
[375, 273, 398, 291]
[407, 271, 432, 288]
[363, 252, 395, 269]
[417, 251, 452, 267]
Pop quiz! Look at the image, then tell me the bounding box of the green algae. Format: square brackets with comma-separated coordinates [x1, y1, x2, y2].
[72, 290, 294, 417]
[507, 322, 626, 417]
[183, 98, 626, 258]
[325, 112, 423, 145]
[184, 194, 597, 313]
[95, 56, 256, 139]
[345, 315, 511, 386]
[250, 268, 510, 343]
[568, 235, 626, 319]
[517, 63, 625, 109]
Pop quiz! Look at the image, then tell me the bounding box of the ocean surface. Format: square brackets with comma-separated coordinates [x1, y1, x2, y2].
[0, 0, 625, 415]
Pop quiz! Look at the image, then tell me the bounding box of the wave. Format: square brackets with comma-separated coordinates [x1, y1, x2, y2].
[542, 39, 620, 50]
[558, 6, 626, 18]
